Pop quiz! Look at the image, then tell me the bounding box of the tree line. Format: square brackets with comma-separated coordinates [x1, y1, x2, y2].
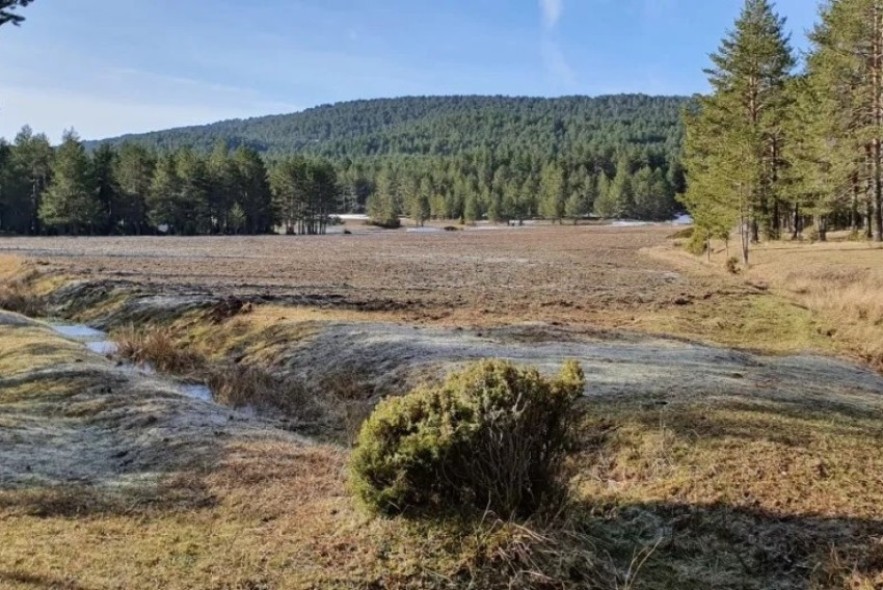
[90, 95, 691, 226]
[358, 151, 683, 228]
[0, 128, 341, 236]
[684, 0, 883, 264]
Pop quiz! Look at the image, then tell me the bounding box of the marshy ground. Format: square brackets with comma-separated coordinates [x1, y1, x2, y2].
[2, 223, 883, 589]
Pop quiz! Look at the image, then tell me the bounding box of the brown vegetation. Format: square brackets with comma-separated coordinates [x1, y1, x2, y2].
[3, 226, 883, 588]
[113, 324, 204, 373]
[655, 235, 883, 372]
[0, 257, 45, 316]
[0, 226, 718, 326]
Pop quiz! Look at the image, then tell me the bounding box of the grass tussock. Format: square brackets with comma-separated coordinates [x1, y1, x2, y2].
[0, 276, 45, 317]
[114, 325, 204, 374]
[448, 516, 611, 590]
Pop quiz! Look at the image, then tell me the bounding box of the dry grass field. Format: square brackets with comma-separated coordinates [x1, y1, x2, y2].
[3, 224, 883, 589]
[0, 225, 722, 326]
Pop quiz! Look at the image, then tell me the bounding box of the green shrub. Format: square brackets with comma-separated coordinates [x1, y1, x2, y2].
[686, 227, 709, 256]
[349, 359, 585, 517]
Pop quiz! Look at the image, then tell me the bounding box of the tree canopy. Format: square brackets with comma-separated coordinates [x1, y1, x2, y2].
[0, 0, 34, 27]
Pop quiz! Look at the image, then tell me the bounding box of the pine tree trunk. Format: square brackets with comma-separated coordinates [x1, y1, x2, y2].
[741, 188, 750, 266]
[875, 140, 883, 241]
[875, 3, 883, 241]
[852, 176, 860, 233]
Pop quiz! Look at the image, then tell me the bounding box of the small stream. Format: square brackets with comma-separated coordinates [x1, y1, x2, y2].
[49, 322, 215, 403]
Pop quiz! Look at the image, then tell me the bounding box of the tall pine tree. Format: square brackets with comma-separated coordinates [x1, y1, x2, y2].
[682, 0, 795, 263]
[41, 130, 103, 234]
[806, 0, 883, 241]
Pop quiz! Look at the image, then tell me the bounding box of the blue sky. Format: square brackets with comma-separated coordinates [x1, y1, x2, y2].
[0, 0, 818, 142]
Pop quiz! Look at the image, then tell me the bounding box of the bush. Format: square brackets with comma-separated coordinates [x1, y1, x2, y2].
[349, 359, 585, 517]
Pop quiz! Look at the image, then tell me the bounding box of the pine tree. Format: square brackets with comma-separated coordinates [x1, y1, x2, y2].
[40, 130, 103, 234]
[11, 126, 52, 234]
[233, 147, 273, 234]
[176, 149, 211, 235]
[148, 153, 183, 233]
[305, 160, 340, 235]
[595, 157, 634, 218]
[114, 143, 154, 234]
[410, 178, 432, 226]
[207, 142, 236, 234]
[807, 0, 883, 241]
[91, 144, 119, 234]
[682, 0, 795, 263]
[781, 73, 851, 241]
[539, 163, 566, 222]
[463, 192, 479, 224]
[367, 167, 401, 228]
[0, 0, 34, 28]
[270, 156, 308, 234]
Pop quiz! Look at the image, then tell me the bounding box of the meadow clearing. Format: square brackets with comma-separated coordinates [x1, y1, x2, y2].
[2, 223, 883, 589]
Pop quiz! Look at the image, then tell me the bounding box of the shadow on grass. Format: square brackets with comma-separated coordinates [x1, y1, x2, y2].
[0, 472, 216, 519]
[0, 569, 96, 590]
[626, 398, 883, 450]
[584, 499, 883, 590]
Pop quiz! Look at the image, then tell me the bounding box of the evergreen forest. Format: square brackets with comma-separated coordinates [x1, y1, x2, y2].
[0, 95, 687, 235]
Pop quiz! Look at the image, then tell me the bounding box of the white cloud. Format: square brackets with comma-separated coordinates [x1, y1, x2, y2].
[539, 0, 563, 30]
[541, 40, 577, 90]
[538, 0, 574, 89]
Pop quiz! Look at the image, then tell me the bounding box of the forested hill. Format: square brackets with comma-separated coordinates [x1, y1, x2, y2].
[89, 95, 689, 160]
[0, 95, 691, 238]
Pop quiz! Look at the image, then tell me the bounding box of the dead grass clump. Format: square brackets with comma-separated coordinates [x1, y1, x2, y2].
[0, 279, 45, 317]
[458, 514, 621, 590]
[114, 325, 203, 374]
[207, 365, 330, 429]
